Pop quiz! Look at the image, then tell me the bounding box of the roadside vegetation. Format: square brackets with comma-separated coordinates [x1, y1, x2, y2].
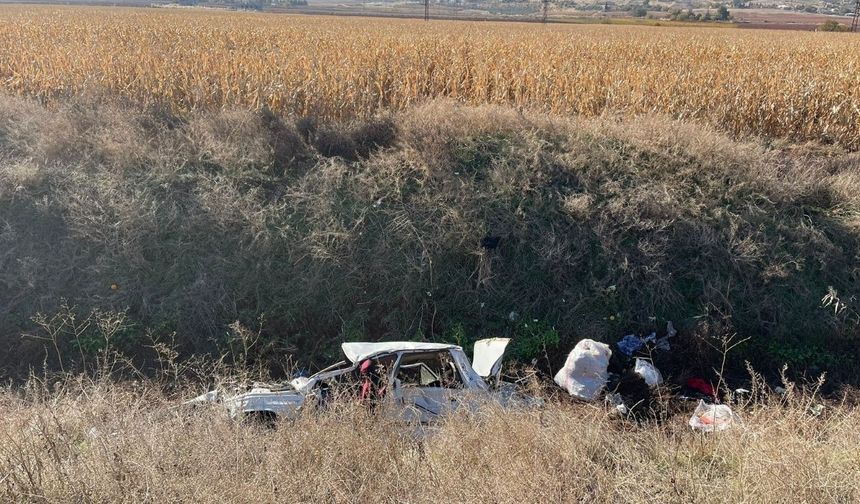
[2, 95, 859, 382]
[0, 369, 857, 502]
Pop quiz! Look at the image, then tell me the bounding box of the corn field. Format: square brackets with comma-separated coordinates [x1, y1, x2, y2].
[0, 5, 859, 148]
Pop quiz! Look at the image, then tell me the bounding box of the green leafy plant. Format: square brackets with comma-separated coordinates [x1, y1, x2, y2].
[508, 318, 560, 364]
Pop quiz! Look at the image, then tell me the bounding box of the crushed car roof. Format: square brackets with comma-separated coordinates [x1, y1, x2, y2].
[341, 342, 462, 363]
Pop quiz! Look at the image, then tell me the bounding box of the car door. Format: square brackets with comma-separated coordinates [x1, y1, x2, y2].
[471, 338, 511, 383]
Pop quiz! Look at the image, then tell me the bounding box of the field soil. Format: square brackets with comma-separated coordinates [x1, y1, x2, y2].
[732, 8, 853, 30]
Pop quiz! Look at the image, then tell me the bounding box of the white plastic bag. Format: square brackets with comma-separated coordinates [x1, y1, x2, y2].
[634, 358, 663, 387]
[553, 339, 612, 401]
[688, 400, 741, 433]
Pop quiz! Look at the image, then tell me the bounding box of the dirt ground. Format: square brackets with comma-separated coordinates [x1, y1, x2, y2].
[732, 8, 854, 30]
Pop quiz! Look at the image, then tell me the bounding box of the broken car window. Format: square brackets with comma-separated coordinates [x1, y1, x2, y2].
[395, 352, 464, 389]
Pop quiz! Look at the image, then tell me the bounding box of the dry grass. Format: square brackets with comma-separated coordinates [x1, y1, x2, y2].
[0, 6, 859, 148]
[0, 376, 858, 503]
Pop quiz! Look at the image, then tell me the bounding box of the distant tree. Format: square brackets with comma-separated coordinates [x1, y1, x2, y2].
[715, 5, 731, 19]
[632, 6, 648, 16]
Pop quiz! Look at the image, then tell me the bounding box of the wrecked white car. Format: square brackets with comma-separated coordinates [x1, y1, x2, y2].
[185, 338, 524, 423]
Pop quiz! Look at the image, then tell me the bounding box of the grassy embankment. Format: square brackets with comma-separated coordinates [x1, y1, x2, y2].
[1, 95, 859, 381]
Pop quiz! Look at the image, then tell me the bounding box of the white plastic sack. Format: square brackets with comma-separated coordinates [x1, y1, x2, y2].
[553, 339, 611, 401]
[688, 400, 741, 433]
[634, 358, 663, 387]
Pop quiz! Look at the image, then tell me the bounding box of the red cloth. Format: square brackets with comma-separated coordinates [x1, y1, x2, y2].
[359, 360, 372, 401]
[686, 377, 716, 398]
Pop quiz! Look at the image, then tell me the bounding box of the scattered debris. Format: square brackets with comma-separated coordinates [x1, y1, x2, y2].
[731, 388, 751, 404]
[185, 389, 220, 405]
[553, 339, 612, 401]
[290, 376, 312, 394]
[617, 334, 644, 356]
[633, 358, 663, 387]
[616, 321, 676, 356]
[689, 400, 741, 432]
[665, 321, 677, 339]
[807, 403, 825, 417]
[685, 377, 717, 400]
[605, 393, 628, 415]
[615, 370, 652, 418]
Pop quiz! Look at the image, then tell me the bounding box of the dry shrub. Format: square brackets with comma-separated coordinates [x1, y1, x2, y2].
[189, 110, 273, 171]
[0, 157, 43, 192]
[0, 95, 79, 163]
[396, 100, 556, 172]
